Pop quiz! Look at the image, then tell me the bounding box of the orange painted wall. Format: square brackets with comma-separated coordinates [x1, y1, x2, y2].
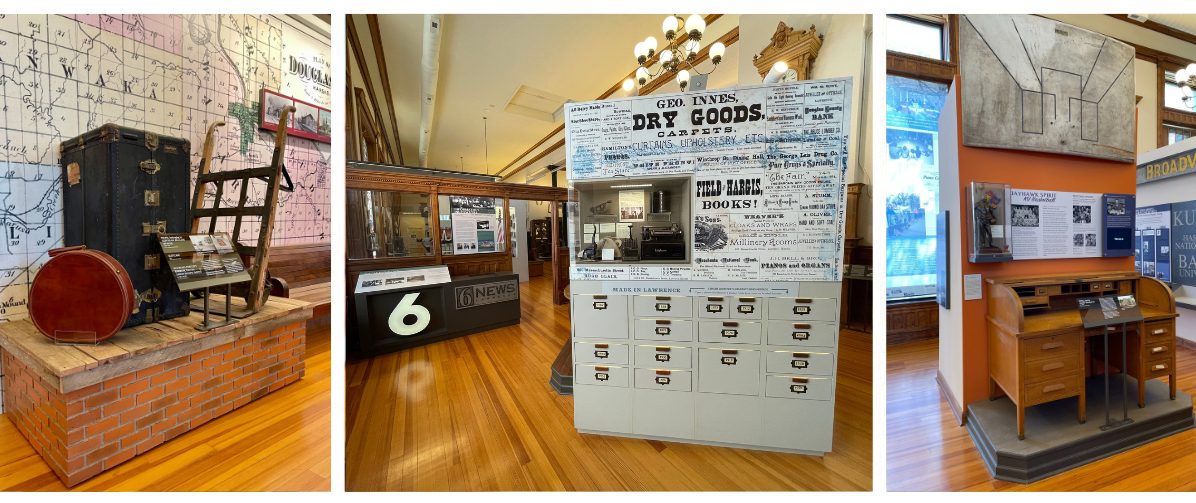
[948, 79, 1138, 409]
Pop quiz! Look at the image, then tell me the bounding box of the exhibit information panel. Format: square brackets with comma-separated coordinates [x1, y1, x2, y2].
[1008, 189, 1104, 260]
[564, 78, 851, 454]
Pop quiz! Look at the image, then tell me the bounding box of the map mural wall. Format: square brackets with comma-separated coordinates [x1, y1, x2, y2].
[0, 14, 331, 321]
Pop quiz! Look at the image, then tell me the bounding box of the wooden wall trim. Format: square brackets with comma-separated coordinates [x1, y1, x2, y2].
[494, 14, 725, 179]
[347, 15, 396, 163]
[886, 300, 938, 344]
[347, 167, 569, 202]
[1108, 14, 1196, 48]
[367, 14, 404, 165]
[936, 370, 966, 426]
[886, 51, 956, 83]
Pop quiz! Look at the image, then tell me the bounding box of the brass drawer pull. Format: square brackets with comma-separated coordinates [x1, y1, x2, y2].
[1153, 328, 1167, 335]
[655, 296, 672, 301]
[791, 377, 809, 383]
[655, 370, 671, 376]
[1152, 346, 1167, 354]
[1042, 383, 1066, 393]
[793, 298, 813, 304]
[655, 346, 670, 352]
[738, 297, 756, 303]
[1041, 342, 1065, 351]
[655, 320, 671, 325]
[593, 294, 608, 300]
[595, 344, 609, 349]
[595, 366, 610, 371]
[1041, 362, 1064, 372]
[707, 297, 724, 302]
[1153, 363, 1168, 371]
[793, 323, 812, 329]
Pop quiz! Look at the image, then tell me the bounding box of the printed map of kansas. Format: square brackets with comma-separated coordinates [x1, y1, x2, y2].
[960, 14, 1136, 162]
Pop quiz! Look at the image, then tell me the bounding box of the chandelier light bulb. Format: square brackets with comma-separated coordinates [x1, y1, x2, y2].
[685, 14, 706, 40]
[1187, 63, 1196, 75]
[660, 49, 674, 63]
[636, 66, 650, 85]
[684, 40, 700, 61]
[677, 69, 690, 91]
[622, 78, 635, 92]
[1179, 68, 1191, 84]
[634, 41, 648, 64]
[644, 36, 658, 54]
[662, 16, 679, 40]
[709, 41, 726, 65]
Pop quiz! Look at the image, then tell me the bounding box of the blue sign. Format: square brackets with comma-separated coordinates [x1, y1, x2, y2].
[1102, 194, 1135, 257]
[1172, 200, 1196, 286]
[1136, 204, 1171, 282]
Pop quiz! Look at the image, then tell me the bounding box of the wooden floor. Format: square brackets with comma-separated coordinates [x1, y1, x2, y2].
[888, 338, 1196, 491]
[0, 324, 332, 491]
[346, 276, 873, 491]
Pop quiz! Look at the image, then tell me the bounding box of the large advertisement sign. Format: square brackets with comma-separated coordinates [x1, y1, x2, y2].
[1136, 204, 1171, 282]
[564, 78, 852, 282]
[1008, 189, 1104, 260]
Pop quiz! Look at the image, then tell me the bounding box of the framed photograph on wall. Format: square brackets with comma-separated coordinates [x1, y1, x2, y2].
[259, 88, 332, 144]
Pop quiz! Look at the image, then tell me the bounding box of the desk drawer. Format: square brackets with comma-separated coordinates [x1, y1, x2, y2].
[1145, 321, 1174, 344]
[1147, 359, 1173, 378]
[574, 342, 629, 365]
[1144, 341, 1173, 360]
[1022, 334, 1079, 362]
[697, 296, 729, 319]
[633, 319, 694, 342]
[766, 297, 837, 321]
[633, 295, 693, 318]
[634, 345, 692, 369]
[698, 321, 762, 344]
[1023, 374, 1080, 406]
[634, 368, 692, 392]
[765, 375, 832, 401]
[575, 364, 629, 387]
[766, 321, 837, 348]
[1023, 355, 1080, 384]
[729, 297, 763, 320]
[766, 350, 835, 375]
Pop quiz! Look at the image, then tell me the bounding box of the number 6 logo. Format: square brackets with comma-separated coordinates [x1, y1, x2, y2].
[388, 293, 431, 336]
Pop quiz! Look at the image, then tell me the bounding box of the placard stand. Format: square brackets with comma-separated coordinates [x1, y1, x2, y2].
[1079, 295, 1145, 431]
[158, 233, 254, 329]
[196, 283, 235, 331]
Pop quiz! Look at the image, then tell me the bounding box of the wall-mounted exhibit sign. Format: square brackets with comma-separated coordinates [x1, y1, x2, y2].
[1102, 194, 1136, 257]
[959, 14, 1135, 162]
[449, 196, 498, 255]
[1171, 200, 1196, 286]
[1137, 140, 1196, 184]
[260, 88, 332, 144]
[1008, 189, 1104, 260]
[1136, 204, 1172, 282]
[564, 78, 852, 282]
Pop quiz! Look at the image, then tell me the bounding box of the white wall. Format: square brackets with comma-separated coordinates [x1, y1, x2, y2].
[936, 84, 965, 414]
[510, 200, 530, 282]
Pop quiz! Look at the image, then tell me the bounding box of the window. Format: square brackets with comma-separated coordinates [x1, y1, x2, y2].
[1166, 123, 1196, 145]
[885, 75, 950, 301]
[346, 189, 434, 259]
[887, 16, 946, 60]
[438, 195, 506, 255]
[1163, 71, 1196, 113]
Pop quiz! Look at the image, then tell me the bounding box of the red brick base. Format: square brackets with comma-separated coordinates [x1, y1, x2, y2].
[1, 321, 306, 487]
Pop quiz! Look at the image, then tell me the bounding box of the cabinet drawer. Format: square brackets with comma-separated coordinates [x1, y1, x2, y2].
[1023, 355, 1080, 384]
[766, 297, 837, 321]
[1022, 334, 1079, 362]
[765, 350, 835, 376]
[729, 297, 763, 320]
[1147, 359, 1173, 378]
[634, 368, 693, 392]
[1023, 374, 1080, 406]
[574, 294, 628, 339]
[766, 321, 837, 348]
[633, 319, 694, 342]
[697, 348, 761, 395]
[697, 296, 729, 319]
[634, 345, 692, 369]
[764, 375, 833, 401]
[698, 320, 762, 344]
[574, 342, 628, 365]
[575, 364, 630, 387]
[1145, 321, 1174, 343]
[633, 295, 693, 318]
[1144, 341, 1173, 360]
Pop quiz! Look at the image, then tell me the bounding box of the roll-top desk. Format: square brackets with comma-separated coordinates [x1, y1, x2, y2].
[986, 271, 1178, 439]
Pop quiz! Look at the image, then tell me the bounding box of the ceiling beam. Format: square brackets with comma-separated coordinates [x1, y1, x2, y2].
[500, 25, 740, 182]
[495, 14, 724, 179]
[1108, 14, 1196, 49]
[367, 14, 405, 165]
[347, 14, 398, 163]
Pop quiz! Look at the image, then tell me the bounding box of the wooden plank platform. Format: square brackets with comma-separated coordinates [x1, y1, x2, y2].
[0, 296, 312, 393]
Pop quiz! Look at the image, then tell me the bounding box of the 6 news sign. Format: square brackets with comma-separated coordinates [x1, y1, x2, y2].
[455, 279, 519, 309]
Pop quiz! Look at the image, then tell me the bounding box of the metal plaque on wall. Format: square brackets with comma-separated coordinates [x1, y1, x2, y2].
[959, 14, 1135, 162]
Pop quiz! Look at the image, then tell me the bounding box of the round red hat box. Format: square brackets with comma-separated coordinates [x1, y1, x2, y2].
[29, 246, 137, 344]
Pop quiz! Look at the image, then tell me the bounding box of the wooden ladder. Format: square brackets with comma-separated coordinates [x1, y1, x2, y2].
[189, 105, 295, 314]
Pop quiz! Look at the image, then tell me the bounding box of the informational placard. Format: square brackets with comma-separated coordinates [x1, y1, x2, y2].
[618, 190, 645, 221]
[449, 196, 497, 255]
[1171, 200, 1196, 286]
[564, 78, 852, 282]
[1137, 204, 1172, 282]
[1078, 295, 1144, 328]
[1009, 189, 1103, 260]
[158, 233, 252, 292]
[354, 265, 452, 294]
[1102, 194, 1135, 257]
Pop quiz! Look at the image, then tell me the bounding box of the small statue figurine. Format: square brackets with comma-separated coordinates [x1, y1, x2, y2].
[974, 189, 1000, 250]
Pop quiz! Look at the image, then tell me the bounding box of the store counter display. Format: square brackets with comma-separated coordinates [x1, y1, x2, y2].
[0, 296, 313, 487]
[564, 78, 855, 455]
[986, 271, 1178, 440]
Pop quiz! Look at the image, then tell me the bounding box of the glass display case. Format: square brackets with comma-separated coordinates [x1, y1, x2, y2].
[968, 181, 1013, 263]
[437, 195, 506, 256]
[346, 189, 434, 259]
[569, 175, 692, 264]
